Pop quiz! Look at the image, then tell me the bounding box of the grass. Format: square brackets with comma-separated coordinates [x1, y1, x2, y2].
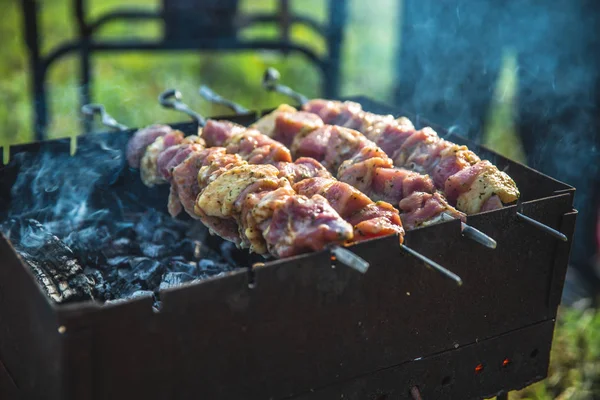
[0, 0, 596, 398]
[513, 307, 600, 400]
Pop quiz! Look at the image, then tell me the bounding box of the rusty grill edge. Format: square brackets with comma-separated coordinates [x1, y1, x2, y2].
[0, 98, 576, 399]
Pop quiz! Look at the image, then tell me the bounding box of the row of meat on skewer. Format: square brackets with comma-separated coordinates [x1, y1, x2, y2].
[122, 86, 519, 262]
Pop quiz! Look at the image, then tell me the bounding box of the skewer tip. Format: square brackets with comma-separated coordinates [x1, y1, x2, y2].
[516, 212, 568, 242]
[460, 223, 497, 249]
[400, 244, 463, 286]
[331, 246, 370, 274]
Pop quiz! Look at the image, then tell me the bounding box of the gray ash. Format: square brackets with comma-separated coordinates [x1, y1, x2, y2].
[0, 137, 239, 305]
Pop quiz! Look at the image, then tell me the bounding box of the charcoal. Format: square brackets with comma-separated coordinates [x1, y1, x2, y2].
[159, 272, 197, 291]
[152, 228, 180, 247]
[175, 238, 199, 260]
[8, 219, 94, 303]
[134, 211, 163, 241]
[84, 268, 110, 301]
[114, 222, 136, 240]
[110, 278, 145, 299]
[128, 257, 165, 289]
[2, 146, 242, 305]
[106, 255, 133, 268]
[102, 237, 139, 258]
[198, 259, 233, 276]
[105, 290, 154, 305]
[140, 242, 169, 259]
[167, 260, 198, 275]
[64, 225, 111, 267]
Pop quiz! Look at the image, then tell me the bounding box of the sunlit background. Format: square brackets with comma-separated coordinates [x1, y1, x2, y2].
[0, 0, 523, 161]
[1, 1, 599, 398]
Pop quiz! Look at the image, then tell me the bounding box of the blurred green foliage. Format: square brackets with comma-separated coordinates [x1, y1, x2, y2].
[514, 307, 600, 400]
[0, 1, 594, 398]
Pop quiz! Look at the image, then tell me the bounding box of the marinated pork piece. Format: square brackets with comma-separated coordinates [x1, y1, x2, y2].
[398, 192, 466, 229]
[274, 157, 333, 184]
[446, 161, 519, 214]
[140, 130, 184, 187]
[249, 104, 298, 137]
[202, 120, 291, 164]
[250, 111, 461, 227]
[293, 177, 405, 241]
[129, 119, 405, 257]
[169, 148, 227, 217]
[273, 111, 324, 147]
[196, 163, 354, 256]
[264, 194, 355, 258]
[126, 124, 173, 168]
[301, 99, 520, 213]
[157, 142, 205, 181]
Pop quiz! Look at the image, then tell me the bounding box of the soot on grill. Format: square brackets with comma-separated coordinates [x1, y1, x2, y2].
[0, 136, 240, 305]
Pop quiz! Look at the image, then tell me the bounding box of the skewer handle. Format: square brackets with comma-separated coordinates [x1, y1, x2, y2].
[158, 89, 207, 127]
[331, 245, 370, 274]
[516, 212, 568, 242]
[81, 104, 128, 131]
[401, 244, 463, 286]
[262, 67, 309, 105]
[199, 85, 250, 114]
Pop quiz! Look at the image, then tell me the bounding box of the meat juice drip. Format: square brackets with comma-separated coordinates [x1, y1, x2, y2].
[1, 140, 237, 304]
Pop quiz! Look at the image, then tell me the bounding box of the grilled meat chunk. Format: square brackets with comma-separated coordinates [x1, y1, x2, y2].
[140, 130, 185, 186]
[196, 163, 353, 256]
[126, 124, 173, 169]
[274, 157, 333, 184]
[203, 120, 292, 164]
[251, 110, 462, 227]
[301, 99, 520, 213]
[294, 177, 405, 241]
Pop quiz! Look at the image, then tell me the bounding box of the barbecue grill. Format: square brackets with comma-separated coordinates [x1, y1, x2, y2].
[0, 97, 576, 399]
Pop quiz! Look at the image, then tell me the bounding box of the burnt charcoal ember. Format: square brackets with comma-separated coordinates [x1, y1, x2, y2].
[106, 256, 133, 268]
[85, 268, 111, 301]
[159, 272, 197, 291]
[114, 222, 136, 240]
[5, 219, 94, 303]
[165, 258, 198, 275]
[152, 228, 179, 247]
[102, 237, 139, 258]
[140, 242, 170, 259]
[105, 290, 155, 305]
[64, 225, 111, 266]
[128, 257, 165, 290]
[198, 259, 234, 276]
[110, 278, 145, 300]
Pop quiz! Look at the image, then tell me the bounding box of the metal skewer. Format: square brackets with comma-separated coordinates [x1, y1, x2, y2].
[261, 67, 569, 245]
[81, 104, 128, 131]
[200, 84, 497, 252]
[516, 212, 568, 242]
[158, 89, 206, 126]
[438, 213, 497, 249]
[199, 85, 250, 114]
[82, 99, 372, 276]
[330, 246, 370, 274]
[157, 89, 378, 276]
[180, 89, 464, 284]
[401, 244, 462, 286]
[262, 67, 309, 105]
